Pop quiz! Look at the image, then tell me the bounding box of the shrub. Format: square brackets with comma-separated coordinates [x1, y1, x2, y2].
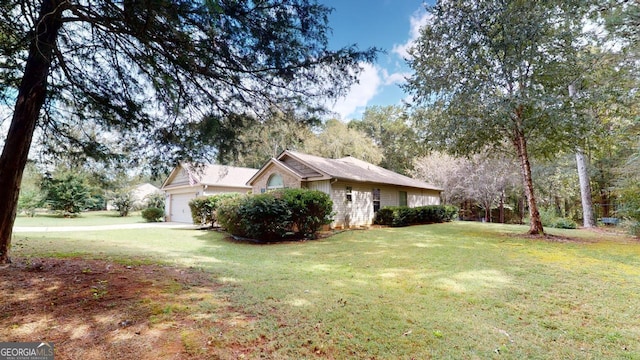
[141, 207, 164, 222]
[111, 191, 133, 217]
[551, 217, 577, 229]
[18, 190, 42, 217]
[217, 195, 246, 236]
[374, 207, 395, 225]
[539, 208, 576, 229]
[145, 192, 165, 210]
[374, 205, 459, 227]
[278, 188, 334, 238]
[217, 189, 334, 241]
[189, 193, 240, 228]
[236, 194, 292, 241]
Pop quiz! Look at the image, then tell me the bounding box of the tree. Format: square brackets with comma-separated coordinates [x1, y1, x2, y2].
[412, 151, 520, 222]
[405, 0, 597, 235]
[303, 119, 384, 163]
[110, 190, 133, 217]
[350, 105, 420, 175]
[462, 153, 520, 223]
[41, 172, 93, 216]
[411, 152, 468, 205]
[208, 108, 319, 168]
[0, 0, 376, 263]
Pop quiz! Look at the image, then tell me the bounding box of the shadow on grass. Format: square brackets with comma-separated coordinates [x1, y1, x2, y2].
[0, 257, 261, 359]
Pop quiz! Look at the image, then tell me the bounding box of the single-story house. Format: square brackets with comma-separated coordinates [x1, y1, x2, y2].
[161, 163, 258, 223]
[247, 150, 443, 228]
[106, 183, 160, 211]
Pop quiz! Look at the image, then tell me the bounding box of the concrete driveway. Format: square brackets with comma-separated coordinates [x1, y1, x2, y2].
[13, 222, 196, 233]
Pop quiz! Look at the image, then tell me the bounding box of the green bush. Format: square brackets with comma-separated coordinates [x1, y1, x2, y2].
[41, 173, 93, 216]
[217, 189, 334, 241]
[145, 192, 165, 210]
[18, 190, 42, 217]
[217, 195, 246, 236]
[278, 188, 334, 238]
[141, 207, 164, 222]
[189, 193, 240, 227]
[539, 208, 577, 229]
[374, 205, 458, 227]
[237, 194, 292, 241]
[111, 191, 133, 217]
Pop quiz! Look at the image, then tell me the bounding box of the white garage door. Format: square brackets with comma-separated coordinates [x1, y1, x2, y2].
[170, 193, 196, 223]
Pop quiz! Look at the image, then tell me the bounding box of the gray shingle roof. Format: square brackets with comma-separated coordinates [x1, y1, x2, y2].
[282, 151, 442, 191]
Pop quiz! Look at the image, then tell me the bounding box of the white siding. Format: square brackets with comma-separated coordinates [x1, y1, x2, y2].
[330, 181, 373, 228]
[329, 181, 442, 228]
[307, 180, 331, 194]
[203, 186, 250, 196]
[408, 190, 440, 207]
[171, 168, 191, 186]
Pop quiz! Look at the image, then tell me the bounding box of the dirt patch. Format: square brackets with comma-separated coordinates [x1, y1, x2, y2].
[0, 257, 257, 359]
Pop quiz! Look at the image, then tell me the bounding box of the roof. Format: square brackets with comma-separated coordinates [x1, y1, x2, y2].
[248, 150, 442, 191]
[162, 163, 258, 190]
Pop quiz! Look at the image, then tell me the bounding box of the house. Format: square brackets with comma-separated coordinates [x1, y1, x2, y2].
[131, 183, 161, 209]
[106, 183, 160, 211]
[161, 163, 258, 223]
[247, 150, 442, 228]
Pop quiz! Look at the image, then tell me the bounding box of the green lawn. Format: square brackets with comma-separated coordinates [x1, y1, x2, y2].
[11, 222, 640, 359]
[14, 210, 146, 227]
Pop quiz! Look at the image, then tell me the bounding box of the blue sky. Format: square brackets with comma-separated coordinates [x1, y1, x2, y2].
[321, 0, 433, 121]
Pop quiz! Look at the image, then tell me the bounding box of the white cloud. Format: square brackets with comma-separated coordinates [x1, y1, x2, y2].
[329, 62, 382, 120]
[382, 69, 410, 86]
[392, 9, 431, 60]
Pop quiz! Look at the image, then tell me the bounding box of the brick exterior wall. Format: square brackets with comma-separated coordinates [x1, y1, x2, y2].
[251, 165, 301, 193]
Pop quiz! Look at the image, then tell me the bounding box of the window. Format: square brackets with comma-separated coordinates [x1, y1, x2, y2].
[267, 173, 284, 190]
[399, 191, 407, 207]
[346, 186, 352, 202]
[372, 188, 381, 213]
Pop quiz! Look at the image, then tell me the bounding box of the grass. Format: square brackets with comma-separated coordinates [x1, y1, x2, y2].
[14, 210, 145, 227]
[10, 222, 640, 359]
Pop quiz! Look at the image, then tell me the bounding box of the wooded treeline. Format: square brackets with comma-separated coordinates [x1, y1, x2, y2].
[2, 0, 640, 262]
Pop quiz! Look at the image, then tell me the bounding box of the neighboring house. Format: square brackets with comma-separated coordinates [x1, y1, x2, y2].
[131, 183, 161, 209]
[106, 183, 160, 211]
[247, 150, 442, 228]
[161, 163, 258, 223]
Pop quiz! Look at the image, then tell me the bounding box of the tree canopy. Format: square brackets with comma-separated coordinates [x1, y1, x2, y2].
[0, 0, 377, 263]
[404, 0, 622, 234]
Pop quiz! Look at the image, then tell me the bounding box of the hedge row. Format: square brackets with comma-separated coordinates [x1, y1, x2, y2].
[189, 193, 239, 227]
[217, 189, 333, 241]
[374, 205, 458, 227]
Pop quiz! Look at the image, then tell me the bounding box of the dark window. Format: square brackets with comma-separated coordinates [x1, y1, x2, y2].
[399, 191, 407, 207]
[373, 188, 381, 213]
[346, 186, 352, 202]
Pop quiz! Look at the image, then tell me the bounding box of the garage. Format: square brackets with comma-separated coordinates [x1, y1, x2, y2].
[169, 193, 196, 223]
[161, 163, 258, 224]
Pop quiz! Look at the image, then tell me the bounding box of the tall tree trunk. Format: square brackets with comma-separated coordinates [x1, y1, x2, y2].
[499, 190, 505, 224]
[0, 0, 63, 264]
[513, 130, 544, 235]
[569, 84, 596, 228]
[576, 149, 596, 227]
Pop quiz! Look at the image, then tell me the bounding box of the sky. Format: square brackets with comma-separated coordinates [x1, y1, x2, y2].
[321, 0, 433, 121]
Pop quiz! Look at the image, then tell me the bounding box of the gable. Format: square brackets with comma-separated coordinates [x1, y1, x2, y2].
[162, 163, 258, 190]
[161, 164, 193, 189]
[281, 156, 322, 178]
